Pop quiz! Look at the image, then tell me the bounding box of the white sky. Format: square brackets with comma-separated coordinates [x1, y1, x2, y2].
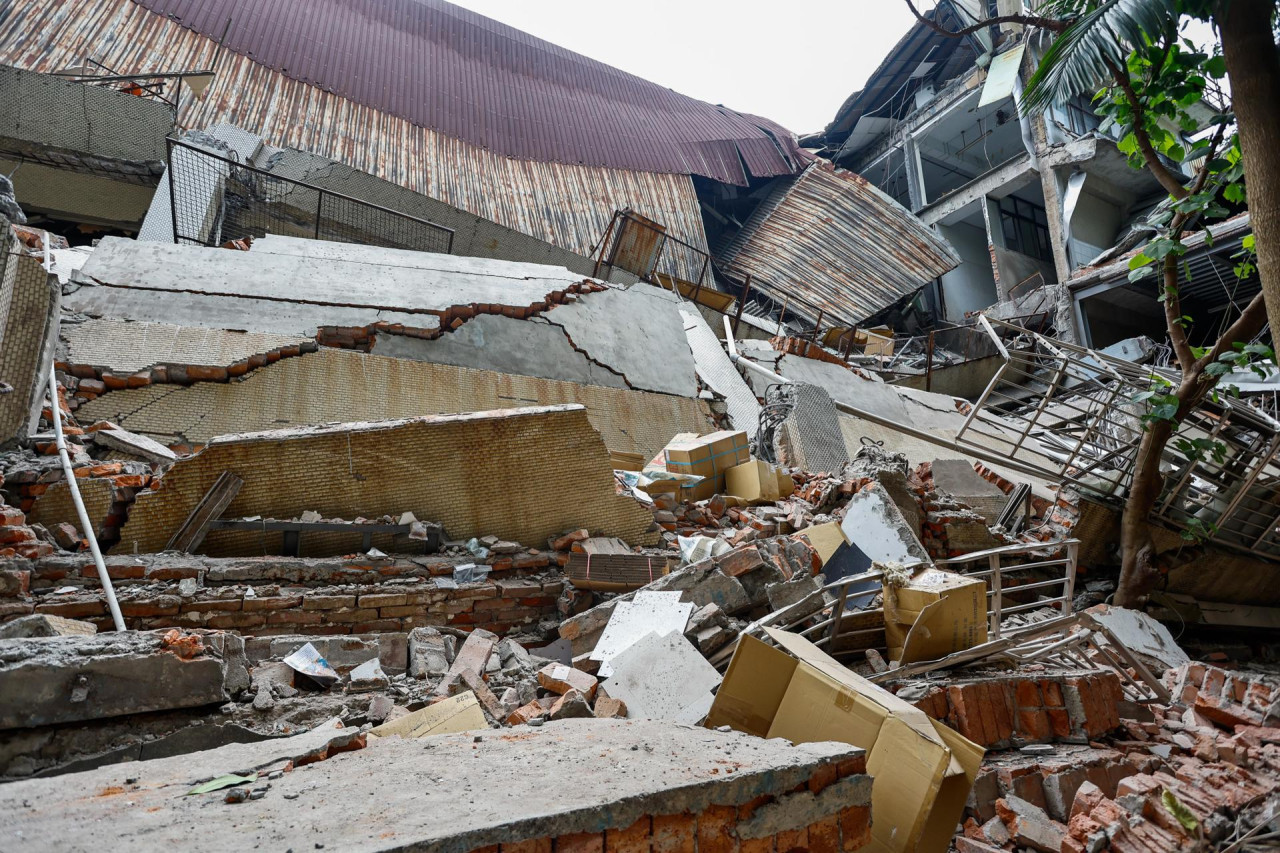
[449, 0, 922, 135]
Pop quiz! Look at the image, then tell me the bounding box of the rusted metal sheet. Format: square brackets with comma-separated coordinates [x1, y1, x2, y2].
[55, 0, 810, 185]
[717, 162, 961, 325]
[0, 0, 714, 267]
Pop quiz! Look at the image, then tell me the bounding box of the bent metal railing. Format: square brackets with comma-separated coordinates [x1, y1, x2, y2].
[166, 137, 454, 254]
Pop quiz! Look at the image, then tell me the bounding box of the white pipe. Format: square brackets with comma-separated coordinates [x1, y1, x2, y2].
[47, 365, 125, 632]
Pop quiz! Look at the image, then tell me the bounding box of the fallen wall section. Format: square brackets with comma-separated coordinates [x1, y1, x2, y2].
[115, 405, 658, 555]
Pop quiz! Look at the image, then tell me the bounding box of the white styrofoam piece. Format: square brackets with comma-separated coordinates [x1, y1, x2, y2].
[590, 591, 692, 678]
[601, 631, 721, 723]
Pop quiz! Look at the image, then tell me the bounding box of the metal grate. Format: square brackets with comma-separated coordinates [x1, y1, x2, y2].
[165, 138, 454, 254]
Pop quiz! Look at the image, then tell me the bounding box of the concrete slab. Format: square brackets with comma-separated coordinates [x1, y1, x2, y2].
[373, 314, 627, 388]
[590, 591, 693, 678]
[840, 482, 931, 572]
[931, 458, 1011, 524]
[543, 283, 698, 397]
[0, 631, 235, 730]
[601, 631, 721, 723]
[70, 237, 594, 335]
[1087, 605, 1190, 672]
[0, 718, 863, 853]
[681, 307, 761, 436]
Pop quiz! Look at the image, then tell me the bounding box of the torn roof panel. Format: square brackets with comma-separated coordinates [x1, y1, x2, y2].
[125, 0, 809, 185]
[717, 162, 961, 325]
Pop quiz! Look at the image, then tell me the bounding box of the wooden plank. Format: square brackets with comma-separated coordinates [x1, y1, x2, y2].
[165, 472, 244, 553]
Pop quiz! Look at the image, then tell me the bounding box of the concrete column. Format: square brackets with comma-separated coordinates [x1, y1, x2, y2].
[1030, 115, 1073, 285]
[904, 134, 928, 212]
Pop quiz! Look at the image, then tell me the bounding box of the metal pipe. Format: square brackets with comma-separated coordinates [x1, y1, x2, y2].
[47, 365, 125, 632]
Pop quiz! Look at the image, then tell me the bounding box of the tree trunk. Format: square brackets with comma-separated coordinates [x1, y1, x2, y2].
[1116, 415, 1175, 606]
[1219, 0, 1280, 338]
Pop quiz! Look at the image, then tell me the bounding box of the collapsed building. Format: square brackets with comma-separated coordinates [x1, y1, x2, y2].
[0, 1, 1277, 852]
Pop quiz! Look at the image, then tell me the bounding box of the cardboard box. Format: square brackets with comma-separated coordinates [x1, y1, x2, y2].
[883, 569, 988, 665]
[724, 459, 795, 505]
[637, 468, 720, 503]
[663, 430, 749, 480]
[706, 629, 984, 853]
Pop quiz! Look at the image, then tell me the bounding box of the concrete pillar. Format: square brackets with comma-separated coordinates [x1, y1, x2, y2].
[1030, 115, 1073, 285]
[904, 134, 928, 212]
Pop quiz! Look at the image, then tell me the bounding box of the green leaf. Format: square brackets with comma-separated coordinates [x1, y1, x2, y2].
[1243, 234, 1256, 250]
[188, 773, 258, 795]
[1204, 55, 1227, 79]
[1223, 184, 1246, 203]
[1162, 789, 1200, 832]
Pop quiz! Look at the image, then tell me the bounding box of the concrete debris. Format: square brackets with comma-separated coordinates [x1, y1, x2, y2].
[0, 31, 1279, 851]
[601, 631, 721, 723]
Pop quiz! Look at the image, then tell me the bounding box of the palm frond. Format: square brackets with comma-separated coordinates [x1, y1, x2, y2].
[1021, 0, 1178, 114]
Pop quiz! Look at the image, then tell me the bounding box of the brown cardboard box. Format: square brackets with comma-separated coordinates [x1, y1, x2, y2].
[706, 629, 984, 853]
[663, 431, 749, 480]
[724, 459, 795, 505]
[637, 468, 721, 503]
[883, 569, 988, 665]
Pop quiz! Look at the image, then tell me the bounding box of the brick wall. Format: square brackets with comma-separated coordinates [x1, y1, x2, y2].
[112, 405, 658, 556]
[0, 225, 58, 446]
[73, 348, 714, 457]
[0, 552, 566, 636]
[471, 753, 872, 853]
[907, 670, 1124, 749]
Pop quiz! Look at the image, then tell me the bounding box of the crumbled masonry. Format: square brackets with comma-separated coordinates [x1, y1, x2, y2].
[1, 9, 1279, 849]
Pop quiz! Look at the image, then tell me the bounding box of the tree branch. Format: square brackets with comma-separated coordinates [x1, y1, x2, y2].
[1102, 56, 1190, 200]
[1196, 292, 1269, 373]
[902, 0, 1069, 38]
[1162, 255, 1196, 372]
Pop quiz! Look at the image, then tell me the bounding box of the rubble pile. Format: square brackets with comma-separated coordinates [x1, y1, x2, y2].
[0, 18, 1276, 845]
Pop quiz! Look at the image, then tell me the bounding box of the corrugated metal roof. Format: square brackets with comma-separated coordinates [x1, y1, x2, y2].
[717, 161, 961, 325]
[0, 0, 712, 271]
[123, 0, 809, 185]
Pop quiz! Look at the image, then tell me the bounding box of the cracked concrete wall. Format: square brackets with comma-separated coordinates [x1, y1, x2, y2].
[61, 319, 311, 374]
[114, 405, 659, 555]
[540, 283, 698, 397]
[373, 315, 628, 389]
[74, 348, 713, 459]
[68, 237, 594, 336]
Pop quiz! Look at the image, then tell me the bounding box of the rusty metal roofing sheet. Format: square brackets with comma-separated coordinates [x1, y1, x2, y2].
[717, 162, 961, 325]
[120, 0, 809, 185]
[0, 0, 713, 271]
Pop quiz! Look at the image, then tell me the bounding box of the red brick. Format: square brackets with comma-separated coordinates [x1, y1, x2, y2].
[650, 814, 695, 853]
[696, 805, 737, 853]
[1015, 679, 1042, 708]
[605, 816, 650, 853]
[206, 612, 266, 629]
[555, 832, 604, 853]
[503, 841, 553, 853]
[835, 754, 867, 778]
[185, 365, 228, 382]
[715, 546, 764, 577]
[81, 563, 145, 581]
[806, 815, 840, 853]
[774, 826, 807, 853]
[838, 806, 871, 852]
[0, 507, 27, 526]
[1018, 708, 1052, 742]
[145, 565, 200, 581]
[807, 762, 839, 796]
[243, 595, 303, 611]
[737, 837, 773, 853]
[0, 526, 36, 545]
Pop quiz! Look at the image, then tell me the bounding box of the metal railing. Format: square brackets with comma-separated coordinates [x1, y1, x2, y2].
[937, 540, 1078, 640]
[166, 138, 454, 254]
[591, 208, 710, 289]
[960, 316, 1280, 560]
